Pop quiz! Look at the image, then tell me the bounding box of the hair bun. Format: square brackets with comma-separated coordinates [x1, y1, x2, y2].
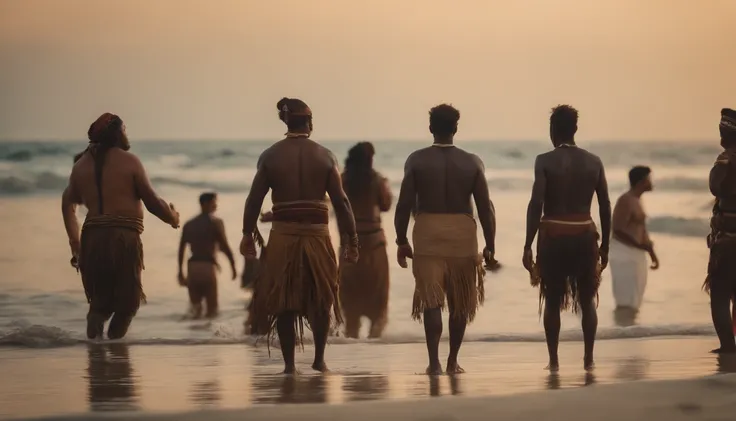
[277, 97, 290, 111]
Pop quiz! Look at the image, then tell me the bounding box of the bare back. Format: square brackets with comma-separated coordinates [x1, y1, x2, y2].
[342, 171, 392, 232]
[69, 149, 145, 218]
[612, 192, 648, 245]
[538, 147, 604, 216]
[182, 214, 227, 262]
[409, 147, 482, 214]
[259, 138, 335, 203]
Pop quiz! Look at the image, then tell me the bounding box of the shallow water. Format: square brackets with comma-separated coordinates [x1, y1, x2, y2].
[2, 337, 734, 419]
[0, 139, 723, 419]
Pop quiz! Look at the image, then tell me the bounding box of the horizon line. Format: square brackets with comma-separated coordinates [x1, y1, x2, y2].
[0, 137, 713, 144]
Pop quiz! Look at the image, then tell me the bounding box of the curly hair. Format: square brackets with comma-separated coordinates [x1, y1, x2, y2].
[550, 104, 579, 140]
[429, 104, 460, 136]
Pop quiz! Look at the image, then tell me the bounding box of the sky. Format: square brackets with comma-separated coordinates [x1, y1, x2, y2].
[0, 0, 734, 142]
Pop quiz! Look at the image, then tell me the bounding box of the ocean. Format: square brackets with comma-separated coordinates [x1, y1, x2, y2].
[0, 139, 725, 419]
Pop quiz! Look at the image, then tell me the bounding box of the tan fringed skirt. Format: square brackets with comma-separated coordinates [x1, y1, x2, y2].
[246, 222, 341, 345]
[411, 213, 485, 323]
[339, 229, 389, 323]
[531, 216, 601, 314]
[79, 215, 145, 317]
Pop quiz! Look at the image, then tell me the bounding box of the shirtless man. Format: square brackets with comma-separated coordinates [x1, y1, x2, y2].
[705, 108, 736, 353]
[395, 104, 498, 375]
[522, 105, 611, 371]
[178, 192, 236, 319]
[62, 113, 180, 339]
[240, 97, 359, 373]
[610, 166, 659, 311]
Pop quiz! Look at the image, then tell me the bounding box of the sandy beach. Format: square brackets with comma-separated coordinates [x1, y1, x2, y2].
[2, 336, 734, 419]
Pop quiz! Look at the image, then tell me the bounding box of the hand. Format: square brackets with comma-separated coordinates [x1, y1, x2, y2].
[177, 271, 187, 286]
[397, 243, 413, 268]
[343, 244, 359, 264]
[69, 238, 80, 270]
[260, 211, 274, 223]
[169, 203, 180, 229]
[522, 248, 534, 272]
[240, 235, 257, 259]
[231, 265, 238, 280]
[649, 251, 660, 270]
[599, 244, 609, 270]
[483, 248, 501, 272]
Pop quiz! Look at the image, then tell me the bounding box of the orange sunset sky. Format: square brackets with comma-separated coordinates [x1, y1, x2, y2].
[0, 0, 734, 141]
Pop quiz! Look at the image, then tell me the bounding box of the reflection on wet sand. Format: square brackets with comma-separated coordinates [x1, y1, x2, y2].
[250, 374, 330, 405]
[614, 357, 650, 382]
[342, 375, 389, 402]
[86, 343, 139, 412]
[716, 354, 736, 374]
[546, 373, 561, 390]
[190, 381, 221, 408]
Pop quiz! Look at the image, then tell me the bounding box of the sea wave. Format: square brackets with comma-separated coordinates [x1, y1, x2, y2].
[0, 323, 714, 349]
[0, 170, 711, 196]
[648, 216, 709, 238]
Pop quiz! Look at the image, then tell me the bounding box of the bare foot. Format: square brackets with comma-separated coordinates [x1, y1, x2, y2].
[711, 347, 736, 354]
[545, 361, 560, 372]
[584, 357, 595, 371]
[312, 361, 330, 373]
[446, 361, 465, 375]
[283, 365, 300, 375]
[426, 365, 443, 376]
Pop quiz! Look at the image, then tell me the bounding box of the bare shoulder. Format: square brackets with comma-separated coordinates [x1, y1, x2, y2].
[534, 150, 556, 167]
[405, 146, 432, 166]
[256, 143, 280, 168]
[110, 149, 145, 170]
[313, 141, 339, 167]
[577, 147, 604, 166]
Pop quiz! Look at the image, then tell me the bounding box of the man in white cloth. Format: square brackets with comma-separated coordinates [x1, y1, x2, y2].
[610, 166, 659, 311]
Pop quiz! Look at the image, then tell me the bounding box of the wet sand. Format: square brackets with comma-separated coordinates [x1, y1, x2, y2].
[2, 336, 733, 420]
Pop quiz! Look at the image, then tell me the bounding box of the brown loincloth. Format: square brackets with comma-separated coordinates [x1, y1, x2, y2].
[246, 205, 341, 346]
[530, 214, 601, 314]
[705, 208, 736, 295]
[79, 215, 145, 317]
[339, 229, 389, 323]
[411, 213, 485, 323]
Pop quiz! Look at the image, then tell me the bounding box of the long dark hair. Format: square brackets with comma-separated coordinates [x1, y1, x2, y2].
[343, 142, 375, 197]
[87, 114, 126, 213]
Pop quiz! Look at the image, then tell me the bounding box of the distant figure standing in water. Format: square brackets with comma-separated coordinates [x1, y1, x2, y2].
[610, 166, 659, 312]
[340, 142, 393, 339]
[62, 113, 180, 339]
[177, 192, 236, 319]
[522, 105, 611, 371]
[241, 97, 359, 373]
[705, 108, 736, 354]
[395, 104, 498, 375]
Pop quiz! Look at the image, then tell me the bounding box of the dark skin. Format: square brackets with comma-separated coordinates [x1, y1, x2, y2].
[522, 133, 611, 372]
[61, 129, 179, 339]
[394, 128, 498, 376]
[240, 120, 358, 374]
[707, 133, 736, 354]
[342, 171, 392, 338]
[178, 197, 236, 318]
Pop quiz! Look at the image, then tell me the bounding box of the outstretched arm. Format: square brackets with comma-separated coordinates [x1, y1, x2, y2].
[61, 181, 82, 250]
[596, 162, 612, 250]
[132, 155, 177, 225]
[242, 155, 270, 235]
[394, 157, 416, 245]
[524, 156, 546, 249]
[472, 157, 496, 252]
[326, 160, 357, 239]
